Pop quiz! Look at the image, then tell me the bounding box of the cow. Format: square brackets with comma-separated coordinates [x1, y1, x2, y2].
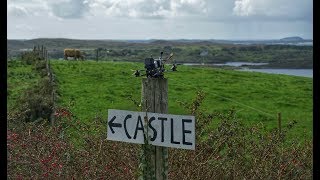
[64, 49, 85, 60]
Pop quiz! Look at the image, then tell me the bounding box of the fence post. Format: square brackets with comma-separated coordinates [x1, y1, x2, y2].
[43, 47, 46, 60]
[44, 47, 55, 126]
[42, 45, 44, 59]
[278, 112, 281, 136]
[45, 48, 49, 74]
[47, 49, 49, 62]
[141, 78, 168, 180]
[96, 48, 99, 61]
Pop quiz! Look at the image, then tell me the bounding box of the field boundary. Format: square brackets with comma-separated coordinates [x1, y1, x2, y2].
[22, 45, 57, 125]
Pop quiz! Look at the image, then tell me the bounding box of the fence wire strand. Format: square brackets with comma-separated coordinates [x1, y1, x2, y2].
[210, 91, 275, 117]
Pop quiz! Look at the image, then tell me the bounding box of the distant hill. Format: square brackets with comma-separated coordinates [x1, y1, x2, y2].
[8, 37, 312, 52]
[7, 37, 313, 69]
[7, 38, 132, 51]
[280, 36, 304, 42]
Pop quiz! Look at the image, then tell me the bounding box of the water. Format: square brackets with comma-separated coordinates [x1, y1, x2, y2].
[182, 62, 313, 78]
[183, 62, 268, 66]
[183, 63, 205, 66]
[213, 62, 269, 67]
[238, 68, 313, 78]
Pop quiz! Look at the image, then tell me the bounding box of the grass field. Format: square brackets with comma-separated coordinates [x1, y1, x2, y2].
[7, 60, 40, 110]
[6, 59, 313, 178]
[50, 60, 312, 142]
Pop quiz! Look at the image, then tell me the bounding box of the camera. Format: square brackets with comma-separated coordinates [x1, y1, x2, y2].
[144, 52, 165, 78]
[133, 51, 175, 78]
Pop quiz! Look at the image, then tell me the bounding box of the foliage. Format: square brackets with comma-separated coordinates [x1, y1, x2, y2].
[7, 92, 312, 179]
[14, 77, 54, 123]
[7, 60, 40, 110]
[7, 59, 312, 179]
[33, 60, 48, 77]
[8, 51, 54, 125]
[168, 91, 312, 179]
[21, 52, 39, 65]
[7, 110, 139, 179]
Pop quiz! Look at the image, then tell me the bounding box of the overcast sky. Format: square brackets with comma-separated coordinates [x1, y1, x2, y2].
[7, 0, 313, 40]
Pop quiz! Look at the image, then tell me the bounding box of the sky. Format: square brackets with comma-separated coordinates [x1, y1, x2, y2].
[7, 0, 313, 40]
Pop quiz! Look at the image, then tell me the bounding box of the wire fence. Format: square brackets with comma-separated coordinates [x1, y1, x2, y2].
[210, 91, 275, 118]
[32, 45, 56, 126]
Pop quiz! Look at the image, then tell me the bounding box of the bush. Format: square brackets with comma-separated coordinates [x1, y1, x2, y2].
[8, 108, 139, 179]
[168, 91, 312, 179]
[33, 60, 47, 77]
[21, 52, 39, 65]
[9, 50, 54, 125]
[11, 76, 54, 123]
[7, 91, 312, 179]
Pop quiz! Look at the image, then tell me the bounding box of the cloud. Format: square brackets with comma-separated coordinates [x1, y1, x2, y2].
[233, 0, 312, 21]
[8, 5, 29, 17]
[48, 0, 90, 19]
[9, 23, 37, 39]
[7, 0, 50, 17]
[170, 0, 208, 16]
[8, 0, 312, 21]
[15, 24, 33, 31]
[7, 0, 313, 39]
[8, 0, 90, 19]
[86, 0, 208, 19]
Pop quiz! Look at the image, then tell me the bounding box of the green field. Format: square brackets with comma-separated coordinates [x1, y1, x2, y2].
[7, 60, 40, 110]
[50, 60, 312, 141]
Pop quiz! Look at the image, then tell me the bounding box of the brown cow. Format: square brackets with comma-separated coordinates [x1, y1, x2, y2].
[64, 49, 84, 60]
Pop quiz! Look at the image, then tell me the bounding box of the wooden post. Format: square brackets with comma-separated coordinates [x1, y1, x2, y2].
[40, 45, 43, 59]
[42, 46, 45, 59]
[49, 52, 55, 126]
[46, 50, 48, 62]
[278, 112, 281, 135]
[37, 44, 40, 56]
[45, 48, 49, 74]
[141, 78, 168, 180]
[96, 48, 99, 61]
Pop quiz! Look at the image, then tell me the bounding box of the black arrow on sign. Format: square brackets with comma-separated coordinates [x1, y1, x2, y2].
[108, 116, 122, 134]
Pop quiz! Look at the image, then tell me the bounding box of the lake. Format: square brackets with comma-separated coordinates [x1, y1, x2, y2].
[238, 68, 313, 78]
[213, 62, 269, 67]
[182, 62, 313, 78]
[183, 62, 269, 67]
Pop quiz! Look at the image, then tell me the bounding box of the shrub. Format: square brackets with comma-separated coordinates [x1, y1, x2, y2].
[8, 108, 139, 179]
[33, 60, 47, 77]
[168, 91, 312, 179]
[11, 76, 54, 123]
[7, 91, 312, 179]
[10, 50, 54, 124]
[21, 52, 39, 65]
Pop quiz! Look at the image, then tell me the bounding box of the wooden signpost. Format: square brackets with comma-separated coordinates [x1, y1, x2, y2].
[107, 78, 196, 179]
[107, 109, 195, 150]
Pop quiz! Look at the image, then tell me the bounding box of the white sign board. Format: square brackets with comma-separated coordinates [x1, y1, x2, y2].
[107, 109, 195, 150]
